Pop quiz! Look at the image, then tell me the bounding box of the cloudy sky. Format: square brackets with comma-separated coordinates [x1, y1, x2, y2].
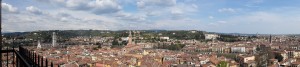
[2, 0, 300, 34]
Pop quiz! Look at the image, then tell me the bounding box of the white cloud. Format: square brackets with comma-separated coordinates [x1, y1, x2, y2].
[171, 7, 183, 15]
[1, 3, 18, 13]
[230, 12, 282, 23]
[152, 18, 203, 30]
[251, 0, 264, 4]
[88, 0, 122, 14]
[35, 0, 90, 9]
[65, 0, 90, 9]
[136, 0, 178, 17]
[53, 0, 66, 3]
[2, 8, 124, 32]
[217, 21, 227, 23]
[207, 11, 300, 34]
[218, 8, 236, 13]
[137, 0, 176, 8]
[34, 0, 121, 14]
[137, 1, 198, 20]
[209, 16, 214, 19]
[169, 3, 198, 19]
[26, 6, 48, 15]
[208, 21, 227, 26]
[114, 12, 147, 22]
[33, 0, 197, 21]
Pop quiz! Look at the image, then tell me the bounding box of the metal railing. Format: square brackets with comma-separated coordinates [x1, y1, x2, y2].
[1, 46, 55, 67]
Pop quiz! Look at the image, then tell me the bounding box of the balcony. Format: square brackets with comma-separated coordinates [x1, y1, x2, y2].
[1, 46, 55, 67]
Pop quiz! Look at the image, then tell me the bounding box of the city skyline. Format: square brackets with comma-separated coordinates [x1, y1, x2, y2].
[2, 0, 300, 34]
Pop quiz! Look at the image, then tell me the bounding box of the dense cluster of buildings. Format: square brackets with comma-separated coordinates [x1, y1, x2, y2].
[5, 31, 300, 67]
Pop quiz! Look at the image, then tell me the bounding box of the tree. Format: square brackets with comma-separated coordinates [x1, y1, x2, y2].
[218, 61, 228, 67]
[217, 34, 240, 42]
[112, 39, 119, 46]
[274, 53, 283, 62]
[121, 41, 128, 45]
[167, 44, 185, 50]
[97, 44, 102, 48]
[195, 33, 205, 40]
[93, 47, 98, 50]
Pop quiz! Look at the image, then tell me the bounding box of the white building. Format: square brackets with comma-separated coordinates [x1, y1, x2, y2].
[121, 37, 129, 41]
[231, 47, 246, 53]
[204, 34, 219, 40]
[160, 37, 170, 40]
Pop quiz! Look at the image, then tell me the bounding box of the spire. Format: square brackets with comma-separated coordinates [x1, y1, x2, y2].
[89, 35, 92, 45]
[133, 31, 135, 43]
[127, 30, 132, 45]
[37, 40, 41, 49]
[269, 34, 272, 43]
[129, 30, 132, 37]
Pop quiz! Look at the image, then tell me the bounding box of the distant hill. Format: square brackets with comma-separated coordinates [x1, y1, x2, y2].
[3, 30, 299, 40]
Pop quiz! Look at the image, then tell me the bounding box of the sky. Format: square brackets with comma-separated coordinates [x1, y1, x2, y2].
[2, 0, 300, 34]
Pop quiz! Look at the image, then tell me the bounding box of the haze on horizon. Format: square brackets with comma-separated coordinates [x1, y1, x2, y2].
[2, 0, 300, 34]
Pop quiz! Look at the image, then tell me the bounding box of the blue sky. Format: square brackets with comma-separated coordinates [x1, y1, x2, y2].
[2, 0, 300, 34]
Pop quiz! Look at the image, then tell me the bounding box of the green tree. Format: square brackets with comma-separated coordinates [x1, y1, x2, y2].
[112, 39, 119, 46]
[217, 61, 228, 67]
[217, 34, 240, 42]
[121, 41, 128, 45]
[167, 44, 185, 50]
[274, 53, 283, 62]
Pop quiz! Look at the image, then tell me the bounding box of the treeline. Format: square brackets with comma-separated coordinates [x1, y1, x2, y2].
[111, 38, 128, 48]
[3, 30, 208, 44]
[154, 43, 185, 50]
[3, 30, 117, 42]
[217, 34, 241, 42]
